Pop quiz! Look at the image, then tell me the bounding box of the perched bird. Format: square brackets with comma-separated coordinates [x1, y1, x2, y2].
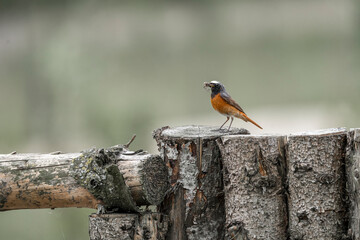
[204, 81, 262, 131]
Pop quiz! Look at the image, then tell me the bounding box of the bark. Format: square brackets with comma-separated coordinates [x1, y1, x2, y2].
[0, 152, 98, 210]
[287, 128, 348, 240]
[118, 153, 169, 206]
[89, 213, 169, 240]
[217, 135, 287, 240]
[346, 128, 360, 240]
[0, 145, 169, 211]
[153, 125, 249, 240]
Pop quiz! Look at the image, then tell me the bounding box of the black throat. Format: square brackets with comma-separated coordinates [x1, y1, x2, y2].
[211, 86, 223, 99]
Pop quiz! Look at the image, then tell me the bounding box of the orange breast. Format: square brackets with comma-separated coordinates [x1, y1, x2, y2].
[211, 94, 242, 118]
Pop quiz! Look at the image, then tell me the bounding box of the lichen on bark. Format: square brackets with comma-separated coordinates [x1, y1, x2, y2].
[70, 146, 138, 212]
[153, 125, 248, 240]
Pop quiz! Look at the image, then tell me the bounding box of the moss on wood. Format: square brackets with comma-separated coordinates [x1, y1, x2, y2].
[70, 146, 138, 212]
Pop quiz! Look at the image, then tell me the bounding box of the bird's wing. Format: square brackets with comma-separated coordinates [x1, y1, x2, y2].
[220, 91, 245, 114]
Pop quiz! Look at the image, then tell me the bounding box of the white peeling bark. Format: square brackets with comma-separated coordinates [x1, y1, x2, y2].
[153, 125, 249, 240]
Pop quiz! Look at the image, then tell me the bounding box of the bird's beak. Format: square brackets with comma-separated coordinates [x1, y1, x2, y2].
[203, 82, 212, 88]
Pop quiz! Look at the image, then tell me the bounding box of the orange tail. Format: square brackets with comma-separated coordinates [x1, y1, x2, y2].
[240, 112, 263, 129]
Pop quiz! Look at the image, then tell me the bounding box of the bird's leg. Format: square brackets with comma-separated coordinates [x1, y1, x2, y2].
[227, 117, 234, 131]
[219, 116, 230, 130]
[97, 204, 106, 214]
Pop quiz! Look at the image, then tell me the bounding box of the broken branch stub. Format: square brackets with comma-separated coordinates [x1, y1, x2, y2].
[69, 145, 170, 211]
[0, 144, 169, 211]
[70, 146, 138, 212]
[153, 125, 249, 240]
[117, 152, 170, 206]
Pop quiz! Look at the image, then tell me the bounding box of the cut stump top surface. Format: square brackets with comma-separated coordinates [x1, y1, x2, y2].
[159, 125, 250, 140]
[288, 127, 347, 137]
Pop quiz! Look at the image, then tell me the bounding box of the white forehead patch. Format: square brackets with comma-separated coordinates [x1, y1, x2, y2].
[210, 80, 220, 84]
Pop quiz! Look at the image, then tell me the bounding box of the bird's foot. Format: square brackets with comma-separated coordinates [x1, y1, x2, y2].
[218, 128, 229, 133]
[97, 204, 106, 214]
[210, 127, 222, 132]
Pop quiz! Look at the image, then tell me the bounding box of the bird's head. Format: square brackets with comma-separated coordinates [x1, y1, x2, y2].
[203, 81, 225, 95]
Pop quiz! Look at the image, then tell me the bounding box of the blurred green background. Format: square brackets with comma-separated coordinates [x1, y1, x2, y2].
[0, 0, 359, 239]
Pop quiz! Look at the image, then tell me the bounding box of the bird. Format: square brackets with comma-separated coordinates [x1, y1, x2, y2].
[204, 81, 262, 131]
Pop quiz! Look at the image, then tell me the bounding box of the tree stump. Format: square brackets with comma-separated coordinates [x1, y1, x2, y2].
[217, 134, 287, 240]
[153, 125, 249, 240]
[346, 128, 360, 240]
[0, 144, 169, 211]
[287, 128, 348, 240]
[89, 213, 169, 240]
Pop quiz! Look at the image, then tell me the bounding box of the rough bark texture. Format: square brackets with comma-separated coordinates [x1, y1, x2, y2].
[89, 213, 169, 240]
[287, 128, 348, 240]
[71, 147, 137, 212]
[346, 128, 360, 240]
[153, 125, 249, 240]
[118, 154, 170, 206]
[0, 152, 99, 210]
[0, 145, 169, 211]
[217, 135, 287, 240]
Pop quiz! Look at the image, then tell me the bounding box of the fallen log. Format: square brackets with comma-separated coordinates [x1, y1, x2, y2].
[0, 143, 169, 212]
